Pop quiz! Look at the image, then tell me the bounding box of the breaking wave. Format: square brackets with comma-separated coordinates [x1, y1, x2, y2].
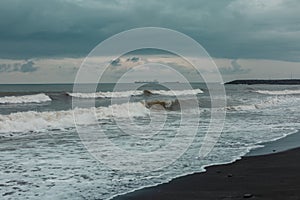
[0, 102, 149, 133]
[68, 90, 143, 98]
[148, 89, 203, 96]
[67, 89, 203, 99]
[0, 93, 52, 104]
[143, 98, 199, 111]
[226, 104, 259, 111]
[143, 99, 180, 111]
[226, 95, 298, 111]
[255, 89, 300, 95]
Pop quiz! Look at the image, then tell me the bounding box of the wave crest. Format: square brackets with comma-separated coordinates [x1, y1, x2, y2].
[255, 89, 300, 95]
[68, 90, 143, 98]
[0, 102, 148, 133]
[0, 93, 51, 104]
[144, 88, 203, 96]
[144, 99, 180, 111]
[68, 89, 203, 99]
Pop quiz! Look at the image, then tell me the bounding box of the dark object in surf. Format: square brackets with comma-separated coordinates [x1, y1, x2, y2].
[143, 100, 180, 111]
[143, 90, 153, 96]
[144, 100, 170, 109]
[225, 79, 300, 85]
[243, 193, 253, 198]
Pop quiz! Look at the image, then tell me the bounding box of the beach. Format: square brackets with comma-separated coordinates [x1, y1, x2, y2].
[114, 131, 300, 200]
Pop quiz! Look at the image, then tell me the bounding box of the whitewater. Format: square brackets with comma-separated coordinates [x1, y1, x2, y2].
[0, 93, 51, 104]
[68, 88, 203, 98]
[0, 83, 299, 200]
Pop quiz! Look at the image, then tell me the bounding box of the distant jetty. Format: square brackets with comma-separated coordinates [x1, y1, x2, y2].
[225, 79, 300, 85]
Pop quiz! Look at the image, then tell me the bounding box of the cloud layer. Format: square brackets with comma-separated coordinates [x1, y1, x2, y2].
[219, 60, 250, 75]
[0, 0, 300, 61]
[0, 60, 38, 73]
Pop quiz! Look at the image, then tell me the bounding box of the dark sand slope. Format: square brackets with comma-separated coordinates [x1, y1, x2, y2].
[114, 148, 300, 200]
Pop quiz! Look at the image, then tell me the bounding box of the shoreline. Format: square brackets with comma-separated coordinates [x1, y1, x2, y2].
[246, 130, 300, 156]
[113, 130, 300, 200]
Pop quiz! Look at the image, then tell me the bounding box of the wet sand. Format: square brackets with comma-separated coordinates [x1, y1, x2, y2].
[114, 144, 300, 199]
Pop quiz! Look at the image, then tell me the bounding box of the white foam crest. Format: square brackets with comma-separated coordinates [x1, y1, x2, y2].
[255, 89, 300, 95]
[0, 93, 51, 104]
[226, 104, 259, 111]
[226, 95, 298, 111]
[150, 89, 203, 96]
[68, 91, 143, 98]
[68, 89, 203, 99]
[0, 102, 149, 133]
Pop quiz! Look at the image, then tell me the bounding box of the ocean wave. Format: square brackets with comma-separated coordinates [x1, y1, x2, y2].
[226, 104, 259, 111]
[0, 93, 52, 104]
[226, 95, 298, 111]
[148, 89, 203, 96]
[0, 102, 149, 133]
[143, 99, 180, 111]
[68, 89, 203, 99]
[255, 89, 300, 95]
[143, 98, 200, 111]
[68, 90, 143, 98]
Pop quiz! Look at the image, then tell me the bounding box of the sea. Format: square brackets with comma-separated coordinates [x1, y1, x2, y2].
[0, 83, 299, 199]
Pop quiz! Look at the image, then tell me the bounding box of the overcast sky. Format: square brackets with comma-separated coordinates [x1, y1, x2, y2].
[0, 0, 299, 83]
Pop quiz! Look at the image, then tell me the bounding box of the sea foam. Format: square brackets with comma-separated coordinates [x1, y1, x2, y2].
[255, 89, 300, 95]
[68, 89, 203, 98]
[0, 102, 148, 133]
[0, 93, 51, 104]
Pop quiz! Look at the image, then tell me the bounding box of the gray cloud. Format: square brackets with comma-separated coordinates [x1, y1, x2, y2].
[111, 56, 140, 66]
[110, 58, 121, 66]
[0, 61, 38, 73]
[219, 60, 250, 75]
[20, 61, 38, 72]
[127, 57, 140, 62]
[0, 0, 300, 61]
[0, 64, 12, 72]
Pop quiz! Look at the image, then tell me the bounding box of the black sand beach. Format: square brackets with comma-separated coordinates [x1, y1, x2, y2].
[114, 133, 300, 200]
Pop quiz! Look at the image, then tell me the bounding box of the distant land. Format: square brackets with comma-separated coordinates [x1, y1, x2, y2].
[225, 79, 300, 85]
